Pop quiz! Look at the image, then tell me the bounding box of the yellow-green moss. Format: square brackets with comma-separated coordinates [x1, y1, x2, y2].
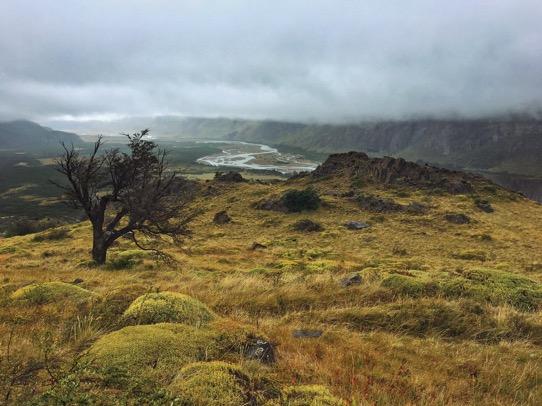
[169, 361, 251, 406]
[281, 385, 345, 405]
[88, 321, 258, 384]
[10, 282, 94, 304]
[380, 269, 542, 311]
[122, 291, 216, 326]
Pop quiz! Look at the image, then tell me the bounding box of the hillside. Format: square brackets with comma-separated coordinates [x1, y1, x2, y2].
[157, 116, 542, 177]
[1, 153, 541, 404]
[0, 120, 84, 151]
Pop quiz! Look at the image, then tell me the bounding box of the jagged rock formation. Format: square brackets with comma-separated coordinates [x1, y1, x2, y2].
[312, 151, 480, 194]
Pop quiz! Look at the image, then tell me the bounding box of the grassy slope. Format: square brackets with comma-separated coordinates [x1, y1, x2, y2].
[1, 175, 542, 404]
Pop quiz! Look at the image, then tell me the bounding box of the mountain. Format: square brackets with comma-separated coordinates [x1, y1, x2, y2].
[0, 120, 85, 151]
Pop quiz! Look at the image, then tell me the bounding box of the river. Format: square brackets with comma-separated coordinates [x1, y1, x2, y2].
[195, 140, 318, 174]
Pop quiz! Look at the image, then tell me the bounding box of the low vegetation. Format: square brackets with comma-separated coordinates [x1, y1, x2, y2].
[1, 154, 542, 404]
[122, 291, 216, 326]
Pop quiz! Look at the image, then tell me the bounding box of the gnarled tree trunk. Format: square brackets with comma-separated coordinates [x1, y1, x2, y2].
[91, 228, 108, 265]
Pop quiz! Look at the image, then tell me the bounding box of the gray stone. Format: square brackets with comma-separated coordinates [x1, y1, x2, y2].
[244, 339, 275, 364]
[344, 221, 370, 230]
[340, 273, 362, 287]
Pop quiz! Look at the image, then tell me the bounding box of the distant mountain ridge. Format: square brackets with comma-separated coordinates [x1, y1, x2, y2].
[0, 120, 84, 151]
[160, 117, 542, 178]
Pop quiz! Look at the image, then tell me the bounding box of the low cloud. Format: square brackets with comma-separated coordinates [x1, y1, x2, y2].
[1, 0, 541, 124]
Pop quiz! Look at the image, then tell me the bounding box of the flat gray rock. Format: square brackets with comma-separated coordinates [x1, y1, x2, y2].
[344, 221, 370, 230]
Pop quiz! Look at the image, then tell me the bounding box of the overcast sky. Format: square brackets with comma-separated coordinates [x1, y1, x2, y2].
[1, 0, 541, 124]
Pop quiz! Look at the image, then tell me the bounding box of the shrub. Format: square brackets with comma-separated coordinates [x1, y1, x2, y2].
[4, 217, 62, 237]
[169, 361, 252, 406]
[10, 282, 94, 305]
[280, 385, 345, 405]
[122, 292, 216, 326]
[281, 188, 321, 212]
[107, 250, 149, 270]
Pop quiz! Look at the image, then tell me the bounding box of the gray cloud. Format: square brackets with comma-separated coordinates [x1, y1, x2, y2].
[1, 0, 541, 124]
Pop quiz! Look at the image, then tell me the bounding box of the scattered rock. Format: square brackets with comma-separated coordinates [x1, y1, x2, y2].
[214, 171, 245, 182]
[356, 193, 402, 212]
[72, 278, 84, 285]
[243, 338, 275, 364]
[445, 213, 471, 224]
[340, 273, 362, 287]
[213, 210, 231, 225]
[292, 329, 323, 338]
[475, 199, 494, 213]
[404, 202, 429, 214]
[250, 242, 267, 250]
[344, 221, 370, 230]
[253, 198, 288, 212]
[292, 219, 323, 232]
[341, 190, 356, 198]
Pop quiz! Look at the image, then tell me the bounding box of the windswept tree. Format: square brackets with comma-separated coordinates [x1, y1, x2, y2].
[54, 130, 195, 264]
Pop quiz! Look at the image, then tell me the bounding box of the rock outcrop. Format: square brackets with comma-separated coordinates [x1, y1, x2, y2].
[312, 151, 480, 194]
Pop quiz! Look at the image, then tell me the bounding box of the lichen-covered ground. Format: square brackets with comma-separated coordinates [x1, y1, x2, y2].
[1, 173, 542, 405]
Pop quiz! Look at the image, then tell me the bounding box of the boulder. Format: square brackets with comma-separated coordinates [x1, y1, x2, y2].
[344, 221, 370, 230]
[213, 210, 231, 225]
[250, 242, 267, 250]
[292, 219, 323, 232]
[253, 198, 288, 212]
[243, 338, 275, 364]
[214, 171, 245, 182]
[356, 194, 402, 212]
[475, 199, 494, 213]
[340, 273, 362, 287]
[445, 213, 471, 224]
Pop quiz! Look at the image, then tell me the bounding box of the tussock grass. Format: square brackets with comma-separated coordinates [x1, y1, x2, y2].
[1, 175, 542, 404]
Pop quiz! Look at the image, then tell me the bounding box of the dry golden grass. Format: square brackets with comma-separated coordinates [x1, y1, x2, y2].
[1, 175, 542, 404]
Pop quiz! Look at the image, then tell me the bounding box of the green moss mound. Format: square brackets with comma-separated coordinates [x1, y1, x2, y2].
[381, 269, 542, 311]
[439, 268, 542, 311]
[10, 282, 94, 304]
[122, 291, 216, 326]
[88, 321, 258, 384]
[169, 361, 251, 406]
[281, 385, 345, 405]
